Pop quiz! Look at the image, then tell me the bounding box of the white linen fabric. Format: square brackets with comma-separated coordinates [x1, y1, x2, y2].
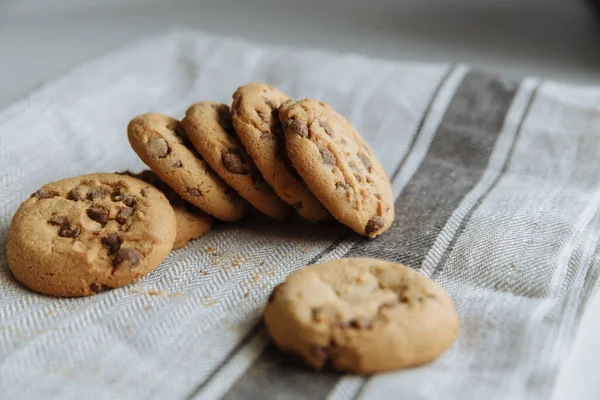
[1, 30, 599, 400]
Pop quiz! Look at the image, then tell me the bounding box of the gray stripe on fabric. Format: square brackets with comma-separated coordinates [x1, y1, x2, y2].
[428, 79, 540, 279]
[218, 69, 518, 400]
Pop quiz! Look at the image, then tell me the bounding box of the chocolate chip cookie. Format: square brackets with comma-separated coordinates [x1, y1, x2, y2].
[182, 102, 291, 222]
[264, 258, 459, 374]
[231, 83, 330, 222]
[279, 99, 394, 238]
[127, 113, 248, 222]
[124, 170, 213, 250]
[6, 173, 177, 297]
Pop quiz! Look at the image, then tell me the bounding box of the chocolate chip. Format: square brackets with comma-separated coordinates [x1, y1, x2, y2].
[148, 137, 170, 158]
[67, 188, 85, 201]
[186, 188, 202, 197]
[252, 174, 272, 192]
[50, 215, 82, 238]
[287, 119, 308, 138]
[357, 152, 373, 172]
[222, 149, 251, 174]
[101, 232, 122, 255]
[318, 119, 333, 136]
[86, 206, 109, 225]
[113, 193, 136, 207]
[319, 148, 336, 165]
[113, 248, 141, 268]
[291, 202, 303, 210]
[90, 283, 111, 293]
[365, 216, 385, 236]
[338, 317, 372, 329]
[171, 160, 183, 169]
[87, 186, 110, 200]
[59, 224, 82, 239]
[49, 216, 67, 226]
[348, 318, 372, 329]
[33, 189, 57, 199]
[116, 206, 134, 224]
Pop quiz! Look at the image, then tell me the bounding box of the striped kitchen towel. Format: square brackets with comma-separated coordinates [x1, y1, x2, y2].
[1, 29, 599, 400]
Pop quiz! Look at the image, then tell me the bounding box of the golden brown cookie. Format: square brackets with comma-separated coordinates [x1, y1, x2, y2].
[127, 113, 248, 222]
[6, 173, 177, 297]
[264, 258, 459, 374]
[279, 99, 394, 238]
[124, 170, 213, 250]
[182, 102, 291, 222]
[231, 83, 329, 222]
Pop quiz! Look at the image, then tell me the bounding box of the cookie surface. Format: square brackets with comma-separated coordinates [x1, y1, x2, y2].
[264, 258, 459, 374]
[127, 113, 248, 222]
[231, 83, 329, 222]
[182, 102, 291, 222]
[125, 170, 213, 250]
[279, 99, 394, 238]
[6, 173, 177, 297]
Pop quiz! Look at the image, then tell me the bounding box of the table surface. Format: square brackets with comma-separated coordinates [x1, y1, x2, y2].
[1, 1, 599, 399]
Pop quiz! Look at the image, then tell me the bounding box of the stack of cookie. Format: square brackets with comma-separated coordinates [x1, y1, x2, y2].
[128, 83, 394, 239]
[6, 83, 395, 298]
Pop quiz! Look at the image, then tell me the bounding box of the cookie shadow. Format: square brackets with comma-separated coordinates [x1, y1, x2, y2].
[220, 207, 346, 242]
[226, 342, 347, 398]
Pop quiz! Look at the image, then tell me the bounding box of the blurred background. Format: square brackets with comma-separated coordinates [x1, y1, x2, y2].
[0, 0, 599, 109]
[0, 1, 599, 399]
